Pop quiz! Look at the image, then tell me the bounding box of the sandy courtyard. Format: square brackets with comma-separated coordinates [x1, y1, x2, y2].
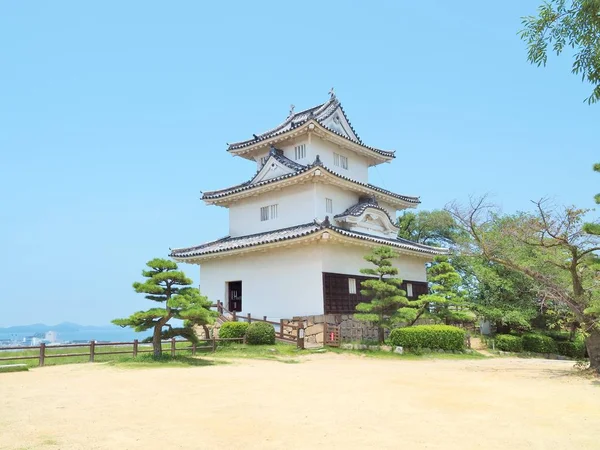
[1, 354, 599, 450]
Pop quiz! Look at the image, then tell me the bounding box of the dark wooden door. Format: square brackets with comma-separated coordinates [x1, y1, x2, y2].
[228, 281, 242, 312]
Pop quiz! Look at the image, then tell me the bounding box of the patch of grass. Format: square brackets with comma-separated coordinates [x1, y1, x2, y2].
[41, 438, 58, 446]
[210, 343, 304, 362]
[105, 354, 223, 368]
[0, 364, 29, 373]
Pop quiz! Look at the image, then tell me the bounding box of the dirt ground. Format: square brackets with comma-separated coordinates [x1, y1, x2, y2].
[1, 354, 599, 450]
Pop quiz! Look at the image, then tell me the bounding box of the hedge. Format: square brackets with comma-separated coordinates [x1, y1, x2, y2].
[495, 334, 523, 352]
[219, 322, 249, 341]
[556, 340, 586, 358]
[245, 322, 276, 345]
[388, 325, 465, 351]
[522, 333, 557, 354]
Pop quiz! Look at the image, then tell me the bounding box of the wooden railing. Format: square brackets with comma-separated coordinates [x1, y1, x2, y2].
[214, 300, 300, 344]
[0, 337, 244, 367]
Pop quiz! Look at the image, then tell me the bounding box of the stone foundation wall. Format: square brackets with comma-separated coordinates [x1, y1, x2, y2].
[283, 314, 382, 345]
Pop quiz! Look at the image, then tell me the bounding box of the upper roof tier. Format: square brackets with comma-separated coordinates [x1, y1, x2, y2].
[227, 94, 395, 164]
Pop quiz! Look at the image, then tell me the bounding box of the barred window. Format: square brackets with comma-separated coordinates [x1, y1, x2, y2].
[326, 198, 333, 214]
[348, 278, 357, 294]
[294, 144, 306, 160]
[334, 152, 348, 169]
[406, 283, 413, 298]
[261, 204, 278, 221]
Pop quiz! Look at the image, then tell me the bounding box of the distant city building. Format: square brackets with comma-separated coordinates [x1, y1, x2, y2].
[45, 330, 58, 343]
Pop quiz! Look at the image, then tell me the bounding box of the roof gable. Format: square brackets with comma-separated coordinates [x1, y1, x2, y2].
[319, 105, 359, 141]
[335, 199, 400, 238]
[251, 151, 302, 184]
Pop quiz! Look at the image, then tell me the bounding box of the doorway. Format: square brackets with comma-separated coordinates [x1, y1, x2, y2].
[227, 281, 242, 312]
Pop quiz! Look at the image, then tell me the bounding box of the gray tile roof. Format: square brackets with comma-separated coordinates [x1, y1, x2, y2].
[227, 95, 394, 159]
[170, 223, 322, 258]
[170, 220, 447, 259]
[202, 156, 420, 205]
[334, 197, 397, 225]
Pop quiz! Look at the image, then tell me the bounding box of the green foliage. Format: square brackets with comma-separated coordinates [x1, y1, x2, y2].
[355, 246, 416, 343]
[556, 340, 586, 358]
[245, 322, 275, 345]
[397, 210, 464, 247]
[462, 257, 539, 332]
[520, 0, 600, 104]
[522, 333, 558, 353]
[388, 325, 466, 351]
[112, 258, 216, 356]
[219, 322, 249, 341]
[495, 334, 524, 352]
[419, 256, 475, 325]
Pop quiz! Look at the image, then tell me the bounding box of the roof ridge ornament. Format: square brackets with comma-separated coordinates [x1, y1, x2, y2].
[329, 87, 335, 99]
[289, 104, 295, 116]
[313, 154, 322, 166]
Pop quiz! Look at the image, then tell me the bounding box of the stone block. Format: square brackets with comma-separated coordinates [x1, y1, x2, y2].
[341, 343, 353, 350]
[394, 346, 404, 354]
[355, 344, 368, 350]
[380, 345, 392, 352]
[368, 345, 379, 351]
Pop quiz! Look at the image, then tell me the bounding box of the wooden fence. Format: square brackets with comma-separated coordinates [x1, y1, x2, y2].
[0, 337, 243, 367]
[214, 301, 301, 344]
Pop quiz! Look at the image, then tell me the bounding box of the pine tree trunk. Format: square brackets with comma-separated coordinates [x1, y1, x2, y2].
[585, 328, 600, 372]
[152, 325, 163, 357]
[378, 326, 384, 344]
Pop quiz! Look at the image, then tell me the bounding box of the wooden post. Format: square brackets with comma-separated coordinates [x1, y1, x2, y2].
[232, 311, 237, 321]
[89, 340, 95, 362]
[263, 316, 267, 321]
[133, 339, 138, 357]
[247, 313, 252, 323]
[192, 342, 197, 356]
[297, 323, 305, 350]
[212, 336, 216, 352]
[280, 319, 284, 339]
[39, 343, 46, 367]
[171, 338, 176, 357]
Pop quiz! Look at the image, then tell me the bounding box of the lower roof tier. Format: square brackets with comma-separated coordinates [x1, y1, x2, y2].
[170, 219, 448, 262]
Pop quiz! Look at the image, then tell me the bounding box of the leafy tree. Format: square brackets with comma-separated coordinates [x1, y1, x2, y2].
[519, 0, 600, 104]
[463, 257, 539, 333]
[397, 210, 464, 247]
[355, 246, 413, 344]
[418, 257, 475, 325]
[584, 162, 600, 234]
[448, 197, 600, 371]
[113, 258, 216, 357]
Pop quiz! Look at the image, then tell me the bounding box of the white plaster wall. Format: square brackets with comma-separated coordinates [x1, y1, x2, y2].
[199, 243, 324, 318]
[320, 242, 428, 282]
[228, 183, 315, 236]
[310, 135, 369, 183]
[316, 183, 358, 221]
[378, 200, 399, 221]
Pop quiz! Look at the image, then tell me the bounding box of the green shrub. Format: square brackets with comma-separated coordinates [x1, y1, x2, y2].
[219, 322, 249, 341]
[556, 340, 586, 358]
[495, 334, 523, 352]
[388, 325, 466, 351]
[245, 322, 276, 345]
[522, 333, 557, 354]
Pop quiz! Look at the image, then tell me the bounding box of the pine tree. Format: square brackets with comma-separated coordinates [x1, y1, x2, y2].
[419, 257, 474, 325]
[112, 258, 216, 357]
[355, 246, 413, 344]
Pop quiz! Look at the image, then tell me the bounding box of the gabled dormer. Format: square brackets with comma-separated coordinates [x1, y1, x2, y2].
[334, 196, 400, 238]
[251, 146, 306, 184]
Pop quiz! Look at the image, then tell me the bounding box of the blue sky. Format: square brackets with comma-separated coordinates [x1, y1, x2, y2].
[0, 1, 597, 326]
